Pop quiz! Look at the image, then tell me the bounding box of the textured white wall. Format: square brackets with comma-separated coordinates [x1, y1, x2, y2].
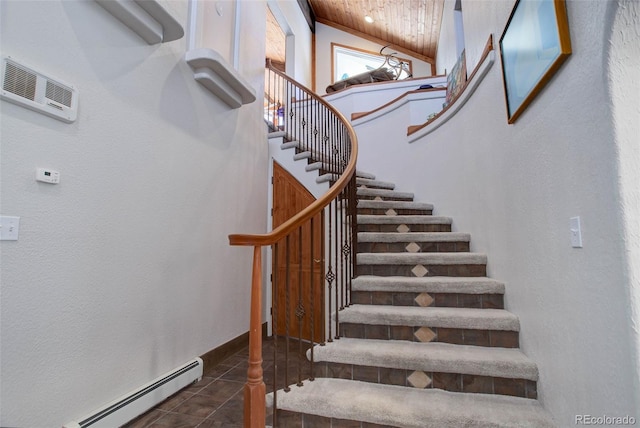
[608, 0, 640, 411]
[354, 0, 639, 424]
[0, 1, 267, 426]
[315, 22, 434, 95]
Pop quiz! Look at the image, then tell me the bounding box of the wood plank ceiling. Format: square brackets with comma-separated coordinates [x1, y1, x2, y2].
[307, 0, 445, 65]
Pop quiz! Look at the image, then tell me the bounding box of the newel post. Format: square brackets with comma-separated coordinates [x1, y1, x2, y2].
[244, 245, 266, 428]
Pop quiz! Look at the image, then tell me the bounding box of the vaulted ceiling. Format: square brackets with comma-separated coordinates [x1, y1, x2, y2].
[307, 0, 445, 64]
[265, 0, 445, 67]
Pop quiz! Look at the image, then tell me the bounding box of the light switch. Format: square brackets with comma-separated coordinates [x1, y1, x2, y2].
[570, 216, 583, 248]
[0, 216, 20, 241]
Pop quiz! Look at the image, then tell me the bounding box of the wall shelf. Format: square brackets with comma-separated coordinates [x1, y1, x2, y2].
[94, 0, 184, 45]
[185, 48, 256, 109]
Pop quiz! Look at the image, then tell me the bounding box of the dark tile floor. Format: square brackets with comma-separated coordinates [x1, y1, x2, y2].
[122, 338, 312, 428]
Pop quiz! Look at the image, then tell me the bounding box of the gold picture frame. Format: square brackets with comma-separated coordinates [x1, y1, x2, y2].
[499, 0, 572, 123]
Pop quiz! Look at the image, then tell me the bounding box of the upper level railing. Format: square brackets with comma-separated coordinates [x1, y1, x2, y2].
[229, 63, 358, 427]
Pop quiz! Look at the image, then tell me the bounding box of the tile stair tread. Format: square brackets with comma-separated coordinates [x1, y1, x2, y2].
[311, 338, 536, 380]
[358, 232, 470, 242]
[357, 252, 487, 265]
[358, 215, 452, 224]
[357, 200, 433, 210]
[266, 378, 555, 427]
[357, 188, 414, 199]
[352, 275, 505, 294]
[338, 304, 519, 331]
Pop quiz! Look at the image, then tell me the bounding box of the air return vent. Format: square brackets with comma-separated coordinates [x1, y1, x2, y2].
[1, 57, 78, 123]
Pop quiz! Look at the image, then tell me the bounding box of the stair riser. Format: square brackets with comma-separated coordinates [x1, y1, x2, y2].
[357, 264, 486, 277]
[351, 291, 503, 309]
[339, 323, 518, 348]
[358, 241, 469, 253]
[358, 224, 451, 233]
[357, 208, 433, 215]
[315, 362, 537, 399]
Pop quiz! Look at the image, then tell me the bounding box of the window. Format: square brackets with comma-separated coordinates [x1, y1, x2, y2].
[331, 43, 412, 83]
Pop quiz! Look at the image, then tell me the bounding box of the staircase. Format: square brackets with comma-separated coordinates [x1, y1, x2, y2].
[266, 169, 555, 427]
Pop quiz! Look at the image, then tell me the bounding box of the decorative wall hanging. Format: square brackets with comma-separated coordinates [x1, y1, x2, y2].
[499, 0, 571, 123]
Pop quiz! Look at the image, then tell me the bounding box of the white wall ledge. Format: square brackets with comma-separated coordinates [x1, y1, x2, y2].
[185, 48, 256, 109]
[407, 51, 495, 143]
[94, 0, 184, 44]
[352, 89, 446, 127]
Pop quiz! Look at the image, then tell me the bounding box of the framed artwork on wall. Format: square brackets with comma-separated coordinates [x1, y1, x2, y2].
[445, 49, 467, 108]
[499, 0, 571, 123]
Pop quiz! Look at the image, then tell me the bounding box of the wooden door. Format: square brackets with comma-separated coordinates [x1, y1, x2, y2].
[272, 162, 324, 341]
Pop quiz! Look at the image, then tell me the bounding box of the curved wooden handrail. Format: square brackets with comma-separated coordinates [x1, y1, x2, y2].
[229, 68, 359, 247]
[351, 87, 446, 121]
[233, 64, 358, 428]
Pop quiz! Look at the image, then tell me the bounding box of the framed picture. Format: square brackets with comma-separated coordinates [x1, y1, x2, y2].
[499, 0, 571, 123]
[445, 49, 467, 107]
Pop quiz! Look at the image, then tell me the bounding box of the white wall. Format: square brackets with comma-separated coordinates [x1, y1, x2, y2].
[436, 0, 458, 75]
[268, 0, 313, 87]
[315, 22, 434, 95]
[354, 0, 639, 424]
[608, 0, 640, 411]
[0, 1, 267, 426]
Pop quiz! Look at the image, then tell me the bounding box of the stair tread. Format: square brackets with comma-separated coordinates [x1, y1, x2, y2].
[339, 304, 519, 331]
[266, 378, 555, 427]
[305, 162, 374, 179]
[358, 215, 452, 224]
[353, 276, 505, 294]
[358, 232, 470, 242]
[313, 338, 535, 379]
[357, 188, 414, 198]
[357, 200, 433, 210]
[357, 177, 395, 189]
[357, 252, 487, 265]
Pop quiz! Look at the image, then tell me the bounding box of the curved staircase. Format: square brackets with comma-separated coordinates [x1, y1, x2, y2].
[266, 171, 555, 427]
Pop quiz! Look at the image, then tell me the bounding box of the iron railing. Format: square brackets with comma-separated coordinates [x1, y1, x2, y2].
[229, 63, 358, 427]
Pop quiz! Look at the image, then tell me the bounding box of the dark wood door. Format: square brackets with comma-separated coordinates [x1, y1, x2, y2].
[272, 162, 324, 341]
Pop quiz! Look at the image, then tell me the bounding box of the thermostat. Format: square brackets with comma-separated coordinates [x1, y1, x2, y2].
[36, 168, 60, 184]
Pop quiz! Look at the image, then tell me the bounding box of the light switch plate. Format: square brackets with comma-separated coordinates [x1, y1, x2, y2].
[570, 216, 583, 248]
[0, 216, 20, 240]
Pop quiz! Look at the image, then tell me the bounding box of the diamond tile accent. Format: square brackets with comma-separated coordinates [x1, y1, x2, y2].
[415, 293, 434, 307]
[411, 264, 428, 277]
[397, 224, 410, 233]
[385, 209, 397, 216]
[414, 327, 436, 343]
[405, 242, 420, 253]
[374, 196, 383, 201]
[408, 371, 432, 389]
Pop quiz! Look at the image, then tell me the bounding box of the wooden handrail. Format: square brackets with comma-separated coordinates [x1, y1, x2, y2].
[229, 70, 359, 247]
[230, 64, 358, 428]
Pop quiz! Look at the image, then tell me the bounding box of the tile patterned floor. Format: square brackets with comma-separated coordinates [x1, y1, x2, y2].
[123, 346, 251, 428]
[122, 338, 311, 428]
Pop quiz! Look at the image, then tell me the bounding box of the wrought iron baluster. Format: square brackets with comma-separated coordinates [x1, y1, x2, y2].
[284, 235, 290, 392]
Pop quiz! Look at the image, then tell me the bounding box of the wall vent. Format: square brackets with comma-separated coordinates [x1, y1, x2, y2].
[1, 56, 78, 123]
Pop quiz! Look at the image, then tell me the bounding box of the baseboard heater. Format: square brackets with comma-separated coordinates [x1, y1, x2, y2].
[63, 357, 203, 428]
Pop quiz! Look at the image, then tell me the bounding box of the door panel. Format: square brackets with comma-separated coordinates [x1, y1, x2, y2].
[272, 162, 324, 341]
